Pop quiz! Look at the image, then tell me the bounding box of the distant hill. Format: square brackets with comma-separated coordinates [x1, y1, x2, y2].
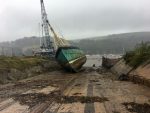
[0, 32, 150, 56]
[72, 32, 150, 54]
[0, 36, 40, 56]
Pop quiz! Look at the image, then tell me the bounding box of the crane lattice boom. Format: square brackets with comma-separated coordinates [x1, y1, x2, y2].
[40, 0, 54, 54]
[39, 0, 70, 56]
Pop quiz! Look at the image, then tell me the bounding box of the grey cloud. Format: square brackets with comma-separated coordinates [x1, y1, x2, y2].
[0, 0, 150, 41]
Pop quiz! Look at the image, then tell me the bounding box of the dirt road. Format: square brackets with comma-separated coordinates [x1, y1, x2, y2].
[0, 68, 149, 113]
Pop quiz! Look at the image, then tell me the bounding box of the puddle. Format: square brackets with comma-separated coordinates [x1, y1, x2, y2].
[73, 93, 82, 95]
[90, 80, 99, 83]
[75, 84, 81, 87]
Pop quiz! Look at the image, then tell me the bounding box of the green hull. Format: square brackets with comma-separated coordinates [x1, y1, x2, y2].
[55, 46, 87, 72]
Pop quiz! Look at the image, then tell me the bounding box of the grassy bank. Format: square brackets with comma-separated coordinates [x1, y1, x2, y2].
[123, 42, 150, 68]
[0, 56, 61, 84]
[0, 56, 50, 71]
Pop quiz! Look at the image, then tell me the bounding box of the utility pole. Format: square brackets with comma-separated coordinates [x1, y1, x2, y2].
[1, 47, 4, 56]
[11, 47, 15, 57]
[39, 23, 41, 47]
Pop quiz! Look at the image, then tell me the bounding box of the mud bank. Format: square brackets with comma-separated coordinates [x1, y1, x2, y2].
[110, 59, 150, 87]
[0, 67, 149, 113]
[0, 57, 61, 84]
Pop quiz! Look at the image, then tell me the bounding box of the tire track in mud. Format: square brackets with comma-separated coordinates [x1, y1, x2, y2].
[84, 80, 95, 113]
[83, 72, 102, 113]
[43, 73, 89, 113]
[0, 99, 16, 111]
[44, 74, 83, 113]
[94, 75, 116, 113]
[30, 74, 80, 113]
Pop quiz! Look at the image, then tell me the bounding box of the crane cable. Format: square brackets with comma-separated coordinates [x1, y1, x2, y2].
[47, 22, 69, 48]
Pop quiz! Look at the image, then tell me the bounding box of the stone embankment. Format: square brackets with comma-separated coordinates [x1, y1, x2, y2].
[110, 58, 150, 87]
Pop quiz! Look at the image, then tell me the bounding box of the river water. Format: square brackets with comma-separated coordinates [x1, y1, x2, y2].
[84, 54, 122, 67]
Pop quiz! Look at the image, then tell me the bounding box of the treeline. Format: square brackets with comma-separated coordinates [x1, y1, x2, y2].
[0, 37, 40, 56]
[71, 33, 150, 54]
[0, 32, 150, 56]
[124, 42, 150, 68]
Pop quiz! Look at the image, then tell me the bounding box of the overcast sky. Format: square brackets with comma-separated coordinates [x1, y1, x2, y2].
[0, 0, 150, 42]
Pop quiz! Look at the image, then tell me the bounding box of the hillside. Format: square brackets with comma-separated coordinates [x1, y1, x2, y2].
[0, 37, 40, 56]
[72, 32, 150, 54]
[0, 32, 150, 55]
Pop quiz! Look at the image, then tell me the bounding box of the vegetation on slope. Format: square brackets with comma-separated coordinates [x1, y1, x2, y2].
[123, 42, 150, 68]
[0, 56, 61, 84]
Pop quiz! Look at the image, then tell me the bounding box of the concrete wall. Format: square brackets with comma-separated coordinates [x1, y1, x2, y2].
[111, 59, 133, 76]
[128, 61, 150, 87]
[111, 59, 150, 87]
[130, 61, 150, 80]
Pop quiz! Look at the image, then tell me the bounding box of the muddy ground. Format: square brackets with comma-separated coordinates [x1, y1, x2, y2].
[0, 68, 149, 113]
